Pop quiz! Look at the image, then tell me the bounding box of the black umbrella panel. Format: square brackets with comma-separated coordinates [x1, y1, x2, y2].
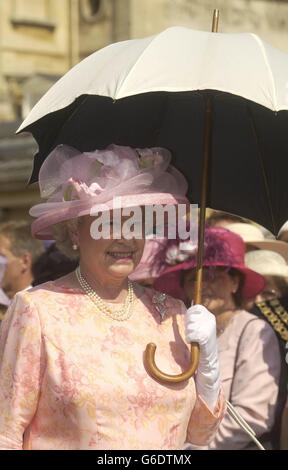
[23, 90, 288, 235]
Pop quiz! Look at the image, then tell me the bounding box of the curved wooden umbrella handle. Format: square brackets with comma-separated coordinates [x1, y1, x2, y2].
[144, 342, 200, 383]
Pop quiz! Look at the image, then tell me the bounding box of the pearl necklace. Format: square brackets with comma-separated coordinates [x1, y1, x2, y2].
[75, 267, 135, 321]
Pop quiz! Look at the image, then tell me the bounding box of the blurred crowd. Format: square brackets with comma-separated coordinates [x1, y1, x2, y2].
[0, 211, 288, 450]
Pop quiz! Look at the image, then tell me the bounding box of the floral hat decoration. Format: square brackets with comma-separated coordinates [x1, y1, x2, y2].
[29, 144, 189, 239]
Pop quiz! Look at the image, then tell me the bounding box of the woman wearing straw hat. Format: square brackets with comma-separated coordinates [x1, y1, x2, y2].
[154, 227, 282, 449]
[224, 222, 288, 262]
[0, 144, 225, 450]
[278, 221, 288, 243]
[245, 250, 288, 303]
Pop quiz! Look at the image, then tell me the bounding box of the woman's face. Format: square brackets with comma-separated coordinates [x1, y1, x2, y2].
[71, 214, 145, 281]
[255, 275, 286, 302]
[183, 266, 240, 315]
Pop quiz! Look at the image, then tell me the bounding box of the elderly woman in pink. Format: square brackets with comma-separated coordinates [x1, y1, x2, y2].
[154, 228, 282, 450]
[0, 144, 225, 450]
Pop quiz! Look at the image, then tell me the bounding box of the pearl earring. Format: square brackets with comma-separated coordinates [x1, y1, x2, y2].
[72, 244, 78, 251]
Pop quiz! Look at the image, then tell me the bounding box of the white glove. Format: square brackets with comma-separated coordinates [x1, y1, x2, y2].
[185, 304, 220, 411]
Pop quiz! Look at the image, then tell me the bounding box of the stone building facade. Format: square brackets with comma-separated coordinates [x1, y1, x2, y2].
[0, 0, 287, 221]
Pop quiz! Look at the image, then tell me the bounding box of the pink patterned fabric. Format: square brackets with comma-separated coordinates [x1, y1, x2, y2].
[0, 281, 225, 450]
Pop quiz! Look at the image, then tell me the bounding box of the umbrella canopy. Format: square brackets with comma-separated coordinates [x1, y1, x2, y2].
[17, 27, 288, 235]
[18, 27, 288, 124]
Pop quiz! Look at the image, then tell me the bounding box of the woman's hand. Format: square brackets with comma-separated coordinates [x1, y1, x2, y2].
[185, 304, 220, 411]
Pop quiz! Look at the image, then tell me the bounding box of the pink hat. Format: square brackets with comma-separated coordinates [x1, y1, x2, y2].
[0, 255, 10, 307]
[129, 238, 168, 281]
[30, 144, 189, 239]
[154, 227, 266, 300]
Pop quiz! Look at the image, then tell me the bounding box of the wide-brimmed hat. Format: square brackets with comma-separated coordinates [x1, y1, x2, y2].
[278, 220, 288, 241]
[30, 144, 189, 239]
[245, 249, 288, 279]
[0, 255, 10, 307]
[224, 222, 288, 263]
[154, 227, 266, 301]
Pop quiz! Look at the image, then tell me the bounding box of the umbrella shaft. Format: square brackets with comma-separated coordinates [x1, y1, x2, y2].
[212, 9, 219, 33]
[195, 96, 213, 305]
[195, 9, 219, 306]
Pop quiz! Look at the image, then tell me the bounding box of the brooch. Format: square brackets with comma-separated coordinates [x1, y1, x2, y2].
[152, 292, 167, 323]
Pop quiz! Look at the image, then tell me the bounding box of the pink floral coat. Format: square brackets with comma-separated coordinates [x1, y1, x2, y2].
[0, 281, 225, 450]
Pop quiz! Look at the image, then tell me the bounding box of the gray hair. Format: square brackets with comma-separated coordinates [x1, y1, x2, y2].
[52, 218, 81, 260]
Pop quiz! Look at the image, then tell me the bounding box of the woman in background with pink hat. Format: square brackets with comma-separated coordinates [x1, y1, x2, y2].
[154, 227, 282, 449]
[0, 144, 225, 450]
